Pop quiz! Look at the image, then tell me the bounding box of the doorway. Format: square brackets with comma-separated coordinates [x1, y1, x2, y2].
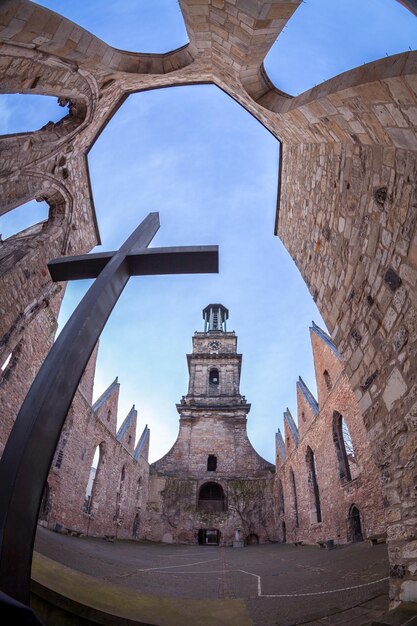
[198, 528, 219, 545]
[349, 505, 363, 542]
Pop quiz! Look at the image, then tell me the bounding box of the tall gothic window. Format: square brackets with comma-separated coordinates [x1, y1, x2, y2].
[277, 478, 285, 515]
[333, 412, 358, 483]
[83, 443, 104, 514]
[306, 446, 322, 523]
[289, 468, 299, 528]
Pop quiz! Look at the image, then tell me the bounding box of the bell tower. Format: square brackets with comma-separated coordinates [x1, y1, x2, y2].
[179, 304, 249, 413]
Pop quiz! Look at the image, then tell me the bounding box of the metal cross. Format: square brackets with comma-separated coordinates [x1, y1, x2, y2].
[0, 212, 218, 604]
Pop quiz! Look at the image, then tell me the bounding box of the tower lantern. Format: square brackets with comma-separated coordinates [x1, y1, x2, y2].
[203, 304, 229, 332]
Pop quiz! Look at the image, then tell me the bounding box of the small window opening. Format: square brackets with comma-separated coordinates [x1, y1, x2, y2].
[301, 411, 305, 422]
[128, 435, 132, 444]
[107, 409, 111, 422]
[209, 368, 219, 386]
[323, 369, 332, 391]
[121, 465, 126, 481]
[55, 449, 64, 469]
[207, 455, 217, 471]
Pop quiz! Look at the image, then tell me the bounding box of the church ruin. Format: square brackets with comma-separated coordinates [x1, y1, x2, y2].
[0, 0, 417, 613]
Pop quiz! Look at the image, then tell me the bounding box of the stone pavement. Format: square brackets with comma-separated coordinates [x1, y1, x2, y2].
[34, 527, 393, 625]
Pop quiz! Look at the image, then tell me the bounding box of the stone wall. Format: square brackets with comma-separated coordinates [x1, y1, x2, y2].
[275, 325, 385, 546]
[37, 345, 150, 541]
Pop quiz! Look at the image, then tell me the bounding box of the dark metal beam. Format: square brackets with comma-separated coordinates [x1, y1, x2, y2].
[48, 246, 219, 281]
[0, 212, 219, 604]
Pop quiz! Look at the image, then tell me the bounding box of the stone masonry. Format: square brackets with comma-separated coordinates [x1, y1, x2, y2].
[0, 0, 416, 606]
[275, 323, 386, 546]
[37, 342, 150, 541]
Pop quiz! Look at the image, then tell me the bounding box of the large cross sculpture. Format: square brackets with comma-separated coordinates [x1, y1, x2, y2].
[0, 212, 218, 604]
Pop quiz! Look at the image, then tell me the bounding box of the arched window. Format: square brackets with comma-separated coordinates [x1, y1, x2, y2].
[198, 482, 225, 512]
[207, 455, 217, 471]
[333, 412, 358, 483]
[306, 446, 322, 523]
[209, 368, 219, 386]
[289, 468, 299, 528]
[323, 369, 332, 391]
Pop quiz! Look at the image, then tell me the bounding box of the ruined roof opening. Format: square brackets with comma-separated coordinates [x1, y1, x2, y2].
[0, 95, 69, 135]
[0, 200, 49, 241]
[35, 0, 189, 52]
[52, 80, 328, 464]
[264, 0, 417, 95]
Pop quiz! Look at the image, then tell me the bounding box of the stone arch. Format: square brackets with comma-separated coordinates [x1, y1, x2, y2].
[197, 481, 225, 512]
[0, 49, 96, 161]
[305, 446, 321, 524]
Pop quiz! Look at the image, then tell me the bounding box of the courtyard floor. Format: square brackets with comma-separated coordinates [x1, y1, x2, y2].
[34, 527, 389, 625]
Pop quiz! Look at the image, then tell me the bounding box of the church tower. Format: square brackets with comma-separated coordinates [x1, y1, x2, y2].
[145, 306, 275, 546]
[178, 303, 250, 422]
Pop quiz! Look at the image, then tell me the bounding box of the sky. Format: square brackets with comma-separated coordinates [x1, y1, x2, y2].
[0, 1, 415, 464]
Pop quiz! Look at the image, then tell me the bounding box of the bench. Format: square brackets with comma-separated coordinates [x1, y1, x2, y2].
[104, 535, 116, 543]
[367, 534, 387, 546]
[293, 541, 303, 547]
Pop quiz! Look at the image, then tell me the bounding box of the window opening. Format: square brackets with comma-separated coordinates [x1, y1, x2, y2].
[83, 443, 104, 514]
[323, 369, 332, 391]
[306, 446, 321, 523]
[207, 455, 217, 471]
[1, 353, 12, 372]
[289, 468, 299, 528]
[277, 478, 285, 515]
[333, 412, 358, 483]
[209, 368, 219, 386]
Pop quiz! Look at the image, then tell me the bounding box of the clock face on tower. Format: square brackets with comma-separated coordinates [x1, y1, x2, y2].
[208, 340, 220, 354]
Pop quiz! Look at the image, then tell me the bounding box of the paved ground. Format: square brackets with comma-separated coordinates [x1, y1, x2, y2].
[34, 527, 389, 625]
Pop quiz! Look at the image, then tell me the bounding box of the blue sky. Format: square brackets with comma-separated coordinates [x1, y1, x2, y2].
[0, 1, 415, 463]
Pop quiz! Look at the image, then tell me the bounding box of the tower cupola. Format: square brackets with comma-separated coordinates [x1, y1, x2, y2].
[203, 304, 229, 332]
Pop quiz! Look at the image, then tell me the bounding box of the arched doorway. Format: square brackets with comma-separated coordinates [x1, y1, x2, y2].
[348, 505, 363, 542]
[246, 533, 259, 545]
